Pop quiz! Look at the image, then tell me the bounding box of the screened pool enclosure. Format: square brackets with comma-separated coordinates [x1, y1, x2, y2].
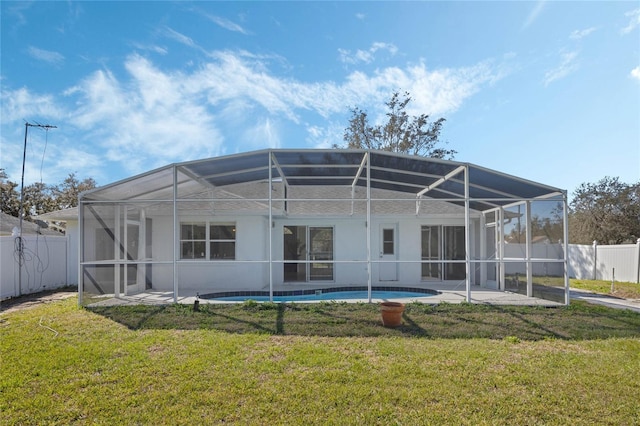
[78, 149, 569, 306]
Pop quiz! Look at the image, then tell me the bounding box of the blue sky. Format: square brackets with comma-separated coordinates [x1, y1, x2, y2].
[1, 1, 639, 198]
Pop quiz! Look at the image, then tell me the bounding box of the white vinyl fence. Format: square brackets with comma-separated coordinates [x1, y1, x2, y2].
[568, 240, 640, 283]
[1, 235, 70, 300]
[503, 243, 565, 277]
[500, 241, 640, 283]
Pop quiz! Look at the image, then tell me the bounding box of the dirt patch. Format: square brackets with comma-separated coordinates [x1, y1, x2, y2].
[0, 288, 77, 314]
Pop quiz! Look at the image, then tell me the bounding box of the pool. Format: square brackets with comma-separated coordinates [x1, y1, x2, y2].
[202, 287, 438, 302]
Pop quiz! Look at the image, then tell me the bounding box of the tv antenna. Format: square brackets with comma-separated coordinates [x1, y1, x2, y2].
[16, 121, 57, 296]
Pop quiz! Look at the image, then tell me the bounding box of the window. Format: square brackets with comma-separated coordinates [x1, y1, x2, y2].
[181, 223, 206, 259]
[382, 228, 395, 255]
[180, 222, 236, 260]
[210, 224, 236, 259]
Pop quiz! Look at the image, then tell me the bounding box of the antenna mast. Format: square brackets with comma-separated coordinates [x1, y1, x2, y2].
[17, 122, 57, 297]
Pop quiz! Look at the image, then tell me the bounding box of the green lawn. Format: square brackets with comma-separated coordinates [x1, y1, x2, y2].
[502, 276, 640, 302]
[571, 279, 640, 299]
[2, 297, 640, 425]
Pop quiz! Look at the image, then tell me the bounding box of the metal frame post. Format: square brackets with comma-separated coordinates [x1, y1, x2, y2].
[173, 166, 178, 303]
[366, 152, 372, 303]
[562, 191, 570, 305]
[114, 205, 121, 299]
[268, 151, 274, 302]
[78, 201, 84, 306]
[499, 207, 505, 291]
[479, 213, 486, 287]
[525, 201, 533, 297]
[464, 165, 471, 302]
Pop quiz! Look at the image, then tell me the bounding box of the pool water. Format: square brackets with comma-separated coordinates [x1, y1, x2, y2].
[211, 290, 435, 302]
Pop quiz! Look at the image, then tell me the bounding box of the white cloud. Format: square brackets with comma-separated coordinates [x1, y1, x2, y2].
[570, 27, 597, 40]
[339, 42, 398, 65]
[1, 87, 65, 123]
[355, 13, 365, 20]
[64, 55, 224, 174]
[204, 14, 249, 35]
[522, 1, 546, 30]
[241, 118, 281, 150]
[163, 26, 197, 48]
[131, 42, 168, 55]
[543, 51, 579, 86]
[27, 46, 65, 65]
[631, 66, 640, 81]
[2, 49, 501, 181]
[306, 122, 345, 149]
[621, 8, 640, 34]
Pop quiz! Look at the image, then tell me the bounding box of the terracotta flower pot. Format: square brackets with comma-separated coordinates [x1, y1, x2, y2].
[380, 301, 405, 327]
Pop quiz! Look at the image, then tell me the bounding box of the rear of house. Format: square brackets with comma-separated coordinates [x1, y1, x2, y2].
[76, 149, 570, 305]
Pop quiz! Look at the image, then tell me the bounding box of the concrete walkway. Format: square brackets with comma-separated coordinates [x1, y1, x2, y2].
[570, 288, 640, 313]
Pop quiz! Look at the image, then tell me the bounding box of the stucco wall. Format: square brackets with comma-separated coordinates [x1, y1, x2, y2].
[77, 208, 480, 294]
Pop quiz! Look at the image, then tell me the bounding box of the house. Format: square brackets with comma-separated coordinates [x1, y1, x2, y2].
[70, 149, 569, 305]
[0, 211, 64, 237]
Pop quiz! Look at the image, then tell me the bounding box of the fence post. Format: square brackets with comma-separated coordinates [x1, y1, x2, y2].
[636, 238, 640, 284]
[592, 240, 598, 280]
[611, 268, 615, 293]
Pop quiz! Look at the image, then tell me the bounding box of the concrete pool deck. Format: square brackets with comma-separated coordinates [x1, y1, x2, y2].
[86, 284, 566, 308]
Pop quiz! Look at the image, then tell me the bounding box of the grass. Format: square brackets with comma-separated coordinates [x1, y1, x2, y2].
[1, 297, 640, 425]
[502, 276, 640, 302]
[570, 279, 640, 299]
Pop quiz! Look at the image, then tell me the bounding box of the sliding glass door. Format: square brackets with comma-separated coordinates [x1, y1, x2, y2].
[421, 225, 466, 280]
[284, 226, 334, 282]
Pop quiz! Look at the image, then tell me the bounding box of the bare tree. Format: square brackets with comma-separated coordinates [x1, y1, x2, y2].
[52, 173, 97, 210]
[338, 91, 455, 159]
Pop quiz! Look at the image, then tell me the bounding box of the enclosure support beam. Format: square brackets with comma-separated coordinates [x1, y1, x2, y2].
[78, 202, 84, 306]
[562, 190, 570, 305]
[268, 152, 274, 302]
[172, 165, 178, 304]
[114, 205, 121, 299]
[464, 165, 471, 302]
[499, 207, 505, 291]
[351, 152, 368, 216]
[525, 201, 533, 297]
[270, 155, 289, 188]
[416, 165, 466, 215]
[479, 213, 486, 288]
[417, 165, 466, 197]
[138, 208, 146, 293]
[366, 151, 372, 303]
[123, 207, 128, 296]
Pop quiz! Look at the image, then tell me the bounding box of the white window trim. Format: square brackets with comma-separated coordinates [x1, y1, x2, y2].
[180, 221, 236, 261]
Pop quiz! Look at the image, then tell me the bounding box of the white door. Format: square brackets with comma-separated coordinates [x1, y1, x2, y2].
[379, 224, 398, 281]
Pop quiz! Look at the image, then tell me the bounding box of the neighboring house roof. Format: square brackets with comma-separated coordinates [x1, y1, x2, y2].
[0, 212, 64, 237]
[35, 207, 79, 222]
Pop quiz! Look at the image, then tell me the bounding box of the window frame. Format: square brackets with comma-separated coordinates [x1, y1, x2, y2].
[179, 221, 236, 260]
[180, 222, 207, 260]
[209, 224, 236, 260]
